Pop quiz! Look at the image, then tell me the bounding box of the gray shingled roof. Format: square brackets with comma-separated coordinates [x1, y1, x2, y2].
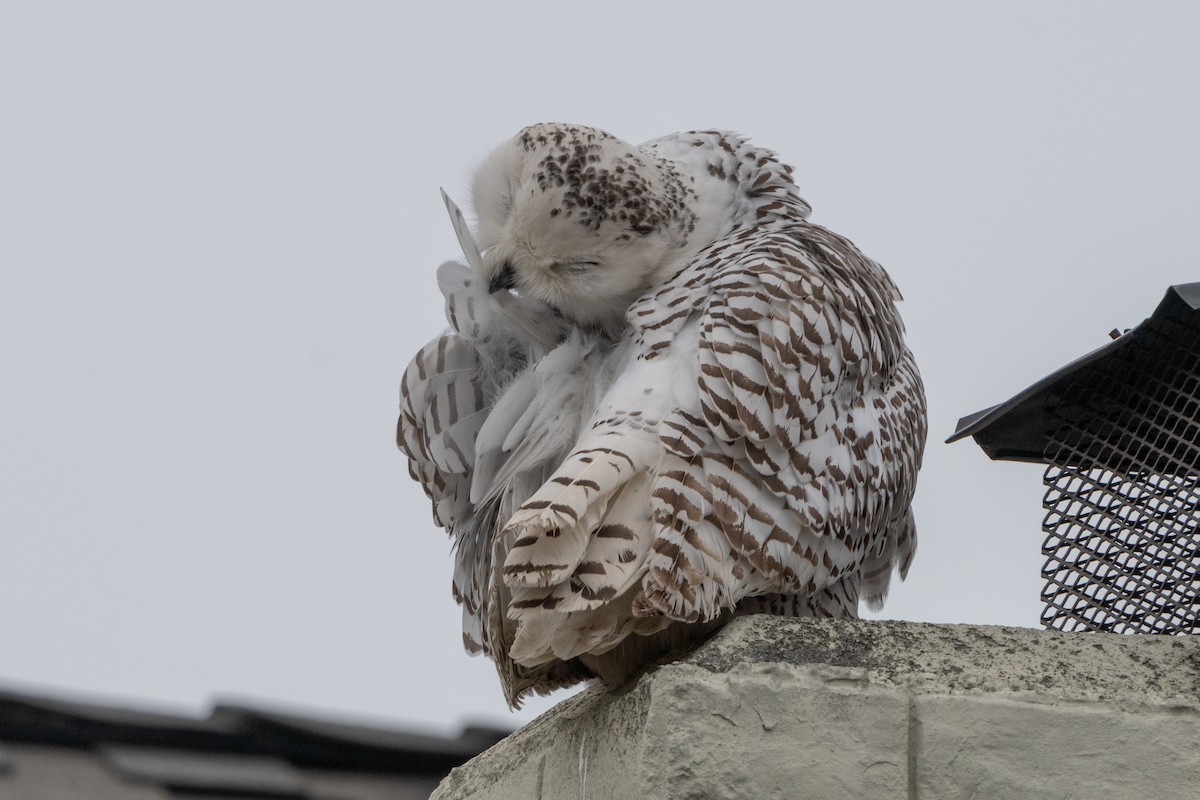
[0, 688, 509, 799]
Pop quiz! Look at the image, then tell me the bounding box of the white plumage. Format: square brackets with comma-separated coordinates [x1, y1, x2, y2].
[398, 124, 927, 705]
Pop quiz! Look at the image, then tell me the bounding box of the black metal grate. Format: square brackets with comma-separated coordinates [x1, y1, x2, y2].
[1040, 314, 1200, 634]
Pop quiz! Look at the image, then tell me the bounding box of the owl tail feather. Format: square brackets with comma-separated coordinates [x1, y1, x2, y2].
[501, 426, 661, 590]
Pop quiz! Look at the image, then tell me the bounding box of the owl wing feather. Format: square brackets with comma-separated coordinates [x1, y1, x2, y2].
[635, 220, 926, 626]
[398, 259, 566, 656]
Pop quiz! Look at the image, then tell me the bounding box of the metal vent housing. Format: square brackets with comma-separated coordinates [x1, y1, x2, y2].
[950, 283, 1200, 634]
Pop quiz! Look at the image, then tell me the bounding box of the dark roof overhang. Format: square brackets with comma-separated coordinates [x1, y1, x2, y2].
[947, 282, 1200, 470]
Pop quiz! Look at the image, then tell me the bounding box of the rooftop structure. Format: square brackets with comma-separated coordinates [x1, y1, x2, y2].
[950, 283, 1200, 633]
[0, 688, 508, 799]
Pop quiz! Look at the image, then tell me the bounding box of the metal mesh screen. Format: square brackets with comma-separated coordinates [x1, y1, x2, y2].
[1040, 314, 1200, 633]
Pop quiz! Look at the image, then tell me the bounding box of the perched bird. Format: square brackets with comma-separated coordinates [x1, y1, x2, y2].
[398, 123, 926, 706]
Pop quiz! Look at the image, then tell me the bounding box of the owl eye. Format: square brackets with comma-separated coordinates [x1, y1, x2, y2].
[550, 261, 599, 274]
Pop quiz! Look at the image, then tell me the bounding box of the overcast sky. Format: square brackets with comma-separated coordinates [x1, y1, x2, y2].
[3, 2, 1198, 734]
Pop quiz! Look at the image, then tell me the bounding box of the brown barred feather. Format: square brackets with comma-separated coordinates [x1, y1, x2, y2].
[397, 124, 926, 706]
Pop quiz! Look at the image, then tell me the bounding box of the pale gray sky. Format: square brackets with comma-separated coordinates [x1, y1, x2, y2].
[2, 2, 1198, 732]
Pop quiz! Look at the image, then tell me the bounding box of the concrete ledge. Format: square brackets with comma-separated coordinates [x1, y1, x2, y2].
[433, 617, 1200, 799]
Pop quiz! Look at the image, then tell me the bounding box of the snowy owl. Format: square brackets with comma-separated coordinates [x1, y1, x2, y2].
[397, 123, 926, 705]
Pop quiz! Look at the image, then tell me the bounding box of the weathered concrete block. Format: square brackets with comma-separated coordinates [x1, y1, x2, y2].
[641, 663, 910, 799]
[433, 617, 1200, 800]
[916, 694, 1200, 800]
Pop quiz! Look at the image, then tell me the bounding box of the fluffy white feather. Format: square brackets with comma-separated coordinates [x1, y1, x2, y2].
[398, 123, 926, 706]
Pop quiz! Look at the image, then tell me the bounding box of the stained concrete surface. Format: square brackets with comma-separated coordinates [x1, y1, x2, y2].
[433, 617, 1200, 799]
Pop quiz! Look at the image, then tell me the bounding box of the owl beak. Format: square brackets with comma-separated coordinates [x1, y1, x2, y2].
[489, 262, 517, 294]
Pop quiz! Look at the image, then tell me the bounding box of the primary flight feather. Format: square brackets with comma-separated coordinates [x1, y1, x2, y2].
[398, 123, 926, 705]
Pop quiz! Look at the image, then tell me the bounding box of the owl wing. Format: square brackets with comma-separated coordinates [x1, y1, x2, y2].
[398, 259, 584, 699]
[635, 221, 927, 623]
[397, 262, 503, 655]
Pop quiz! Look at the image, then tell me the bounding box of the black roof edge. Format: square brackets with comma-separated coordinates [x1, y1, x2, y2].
[0, 687, 509, 775]
[945, 325, 1140, 447]
[946, 282, 1200, 460]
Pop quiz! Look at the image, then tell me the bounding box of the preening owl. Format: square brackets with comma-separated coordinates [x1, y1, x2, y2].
[397, 124, 926, 706]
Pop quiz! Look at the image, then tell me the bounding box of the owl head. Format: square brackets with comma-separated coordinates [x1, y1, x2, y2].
[471, 123, 711, 330]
